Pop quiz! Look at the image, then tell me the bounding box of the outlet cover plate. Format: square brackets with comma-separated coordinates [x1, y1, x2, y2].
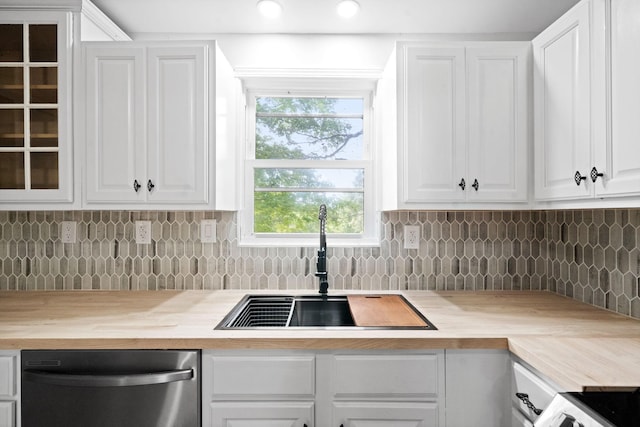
[135, 221, 152, 244]
[61, 221, 76, 243]
[201, 219, 217, 243]
[404, 225, 420, 249]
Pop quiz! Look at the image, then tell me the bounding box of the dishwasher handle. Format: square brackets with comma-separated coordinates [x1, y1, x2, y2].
[23, 368, 194, 387]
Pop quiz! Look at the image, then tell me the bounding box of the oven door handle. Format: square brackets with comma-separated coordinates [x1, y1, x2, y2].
[23, 368, 194, 387]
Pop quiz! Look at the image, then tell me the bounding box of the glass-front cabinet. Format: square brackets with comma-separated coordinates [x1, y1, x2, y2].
[0, 11, 72, 203]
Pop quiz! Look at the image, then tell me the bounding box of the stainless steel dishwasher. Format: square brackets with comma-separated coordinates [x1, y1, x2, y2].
[21, 350, 200, 427]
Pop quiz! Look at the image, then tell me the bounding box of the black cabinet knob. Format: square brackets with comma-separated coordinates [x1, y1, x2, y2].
[472, 179, 479, 191]
[458, 178, 466, 190]
[574, 171, 587, 186]
[147, 179, 155, 192]
[133, 180, 141, 192]
[590, 166, 604, 183]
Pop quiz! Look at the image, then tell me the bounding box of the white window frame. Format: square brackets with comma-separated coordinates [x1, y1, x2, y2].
[238, 75, 379, 247]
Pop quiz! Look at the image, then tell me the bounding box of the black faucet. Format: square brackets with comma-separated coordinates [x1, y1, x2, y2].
[315, 204, 329, 295]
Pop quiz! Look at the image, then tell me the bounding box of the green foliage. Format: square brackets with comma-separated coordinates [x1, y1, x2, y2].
[254, 97, 364, 234]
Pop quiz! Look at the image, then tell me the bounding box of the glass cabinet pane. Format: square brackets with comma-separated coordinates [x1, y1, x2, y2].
[0, 109, 24, 147]
[30, 67, 57, 103]
[30, 152, 58, 189]
[0, 67, 23, 103]
[29, 25, 57, 62]
[30, 109, 58, 147]
[0, 152, 25, 189]
[0, 24, 23, 62]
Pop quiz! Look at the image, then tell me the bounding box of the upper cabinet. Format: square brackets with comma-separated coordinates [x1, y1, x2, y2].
[82, 41, 237, 210]
[0, 1, 128, 210]
[534, 0, 640, 202]
[383, 41, 530, 209]
[594, 0, 640, 197]
[0, 11, 73, 204]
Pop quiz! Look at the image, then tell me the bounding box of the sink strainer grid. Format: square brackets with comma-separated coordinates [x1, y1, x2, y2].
[227, 297, 294, 327]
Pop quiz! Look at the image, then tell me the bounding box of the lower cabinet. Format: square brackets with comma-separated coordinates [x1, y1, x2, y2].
[445, 350, 511, 427]
[202, 350, 445, 427]
[333, 402, 438, 426]
[209, 401, 313, 427]
[0, 351, 18, 427]
[511, 360, 560, 426]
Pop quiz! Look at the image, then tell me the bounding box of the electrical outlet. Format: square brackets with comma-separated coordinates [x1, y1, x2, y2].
[404, 225, 420, 249]
[200, 219, 217, 243]
[135, 221, 152, 244]
[61, 221, 76, 243]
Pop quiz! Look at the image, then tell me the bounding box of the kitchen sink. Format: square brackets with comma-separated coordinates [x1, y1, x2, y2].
[288, 296, 355, 327]
[215, 294, 436, 330]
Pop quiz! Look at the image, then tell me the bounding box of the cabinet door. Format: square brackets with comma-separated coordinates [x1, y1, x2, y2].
[208, 401, 313, 427]
[466, 45, 529, 202]
[0, 11, 72, 203]
[147, 46, 208, 204]
[399, 45, 466, 203]
[594, 0, 640, 196]
[0, 402, 15, 427]
[84, 46, 145, 203]
[533, 1, 592, 200]
[333, 402, 439, 427]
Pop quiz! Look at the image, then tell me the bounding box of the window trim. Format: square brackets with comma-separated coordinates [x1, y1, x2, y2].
[238, 76, 379, 247]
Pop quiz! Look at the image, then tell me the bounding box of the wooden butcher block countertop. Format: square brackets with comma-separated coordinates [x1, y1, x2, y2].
[0, 290, 639, 391]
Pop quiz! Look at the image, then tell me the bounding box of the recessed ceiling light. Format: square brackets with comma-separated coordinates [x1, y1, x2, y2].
[336, 0, 360, 18]
[257, 0, 283, 19]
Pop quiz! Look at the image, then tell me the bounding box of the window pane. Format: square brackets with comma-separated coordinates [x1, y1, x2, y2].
[30, 152, 58, 189]
[254, 191, 363, 234]
[29, 25, 57, 62]
[0, 67, 24, 103]
[30, 109, 58, 147]
[0, 109, 24, 147]
[256, 97, 363, 160]
[255, 168, 364, 189]
[0, 25, 23, 62]
[0, 152, 25, 189]
[30, 67, 57, 103]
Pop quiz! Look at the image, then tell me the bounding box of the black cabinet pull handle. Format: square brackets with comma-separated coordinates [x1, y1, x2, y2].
[590, 166, 604, 183]
[147, 179, 155, 192]
[472, 179, 479, 191]
[574, 171, 587, 186]
[458, 178, 466, 190]
[133, 180, 141, 192]
[516, 392, 543, 415]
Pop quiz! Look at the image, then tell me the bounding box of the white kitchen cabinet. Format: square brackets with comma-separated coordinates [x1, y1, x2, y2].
[0, 11, 73, 205]
[203, 350, 445, 427]
[333, 402, 438, 426]
[533, 0, 592, 200]
[534, 0, 640, 202]
[591, 0, 640, 197]
[445, 350, 511, 427]
[202, 353, 316, 427]
[399, 45, 466, 203]
[209, 402, 314, 427]
[390, 41, 529, 208]
[0, 351, 18, 427]
[511, 360, 561, 426]
[466, 46, 529, 202]
[83, 41, 234, 209]
[327, 353, 444, 427]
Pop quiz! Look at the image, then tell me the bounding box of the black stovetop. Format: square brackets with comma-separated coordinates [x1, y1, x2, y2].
[567, 391, 640, 427]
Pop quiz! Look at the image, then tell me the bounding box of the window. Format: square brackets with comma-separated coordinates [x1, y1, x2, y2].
[241, 80, 377, 246]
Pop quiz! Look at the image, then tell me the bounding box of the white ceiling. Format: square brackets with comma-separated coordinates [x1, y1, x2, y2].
[91, 0, 581, 36]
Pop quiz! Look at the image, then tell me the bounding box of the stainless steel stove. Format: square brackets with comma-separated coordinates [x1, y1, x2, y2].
[534, 391, 640, 427]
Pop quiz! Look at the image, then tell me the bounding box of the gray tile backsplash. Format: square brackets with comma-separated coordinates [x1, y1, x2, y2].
[0, 209, 639, 319]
